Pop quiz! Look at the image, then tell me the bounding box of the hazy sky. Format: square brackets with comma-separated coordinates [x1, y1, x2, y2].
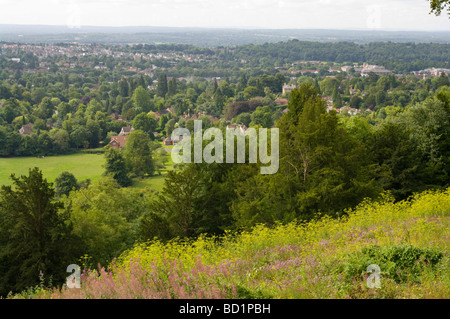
[0, 0, 448, 31]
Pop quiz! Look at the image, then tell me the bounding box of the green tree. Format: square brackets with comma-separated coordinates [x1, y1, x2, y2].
[132, 86, 152, 113]
[213, 88, 226, 115]
[123, 130, 155, 177]
[37, 132, 53, 156]
[236, 74, 248, 92]
[250, 106, 274, 128]
[168, 77, 178, 96]
[197, 101, 220, 118]
[243, 86, 260, 99]
[0, 168, 79, 296]
[37, 97, 54, 119]
[0, 99, 21, 124]
[66, 176, 150, 265]
[332, 87, 343, 109]
[132, 112, 156, 134]
[156, 74, 168, 98]
[104, 148, 132, 187]
[428, 0, 449, 16]
[119, 78, 129, 97]
[141, 163, 231, 239]
[232, 112, 252, 127]
[165, 118, 176, 136]
[86, 119, 102, 148]
[70, 125, 89, 149]
[62, 74, 69, 91]
[55, 171, 79, 198]
[349, 95, 363, 109]
[232, 84, 381, 228]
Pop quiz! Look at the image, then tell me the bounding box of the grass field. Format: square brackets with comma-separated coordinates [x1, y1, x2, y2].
[0, 144, 175, 191]
[0, 153, 106, 187]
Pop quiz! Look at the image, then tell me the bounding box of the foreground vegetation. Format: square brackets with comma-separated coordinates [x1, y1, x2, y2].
[12, 187, 449, 299]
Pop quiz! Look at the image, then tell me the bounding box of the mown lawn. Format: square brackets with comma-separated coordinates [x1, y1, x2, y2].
[0, 153, 106, 187]
[0, 143, 176, 191]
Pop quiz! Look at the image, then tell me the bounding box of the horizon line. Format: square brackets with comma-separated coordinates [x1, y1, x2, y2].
[1, 24, 449, 33]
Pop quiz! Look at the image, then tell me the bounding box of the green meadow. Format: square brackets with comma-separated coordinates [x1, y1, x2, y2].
[0, 145, 175, 191]
[0, 153, 106, 187]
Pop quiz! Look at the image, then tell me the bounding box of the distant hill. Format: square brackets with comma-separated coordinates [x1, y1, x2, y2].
[1, 24, 450, 47]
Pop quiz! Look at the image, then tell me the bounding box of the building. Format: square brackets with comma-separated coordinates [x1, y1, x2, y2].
[361, 68, 392, 76]
[282, 83, 299, 95]
[360, 63, 392, 77]
[275, 98, 289, 106]
[19, 123, 33, 135]
[182, 110, 204, 121]
[413, 68, 450, 79]
[119, 126, 134, 136]
[226, 123, 248, 133]
[163, 135, 184, 146]
[110, 136, 127, 149]
[341, 65, 354, 72]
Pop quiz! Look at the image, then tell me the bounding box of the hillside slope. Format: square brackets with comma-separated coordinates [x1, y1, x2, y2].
[15, 188, 450, 299]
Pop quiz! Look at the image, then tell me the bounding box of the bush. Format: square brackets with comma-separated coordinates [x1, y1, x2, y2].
[343, 244, 443, 284]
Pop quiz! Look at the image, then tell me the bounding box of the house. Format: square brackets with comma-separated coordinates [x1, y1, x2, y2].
[413, 68, 450, 79]
[275, 98, 289, 106]
[163, 137, 174, 146]
[153, 109, 169, 119]
[361, 68, 391, 76]
[282, 83, 299, 95]
[182, 110, 203, 120]
[110, 113, 126, 122]
[163, 135, 184, 146]
[19, 123, 33, 135]
[119, 126, 134, 136]
[110, 136, 127, 149]
[341, 66, 353, 72]
[360, 63, 392, 77]
[226, 123, 248, 133]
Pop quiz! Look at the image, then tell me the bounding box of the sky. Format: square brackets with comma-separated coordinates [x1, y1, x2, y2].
[0, 0, 448, 31]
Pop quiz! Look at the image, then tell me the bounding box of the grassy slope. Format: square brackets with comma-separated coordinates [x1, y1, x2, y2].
[23, 188, 450, 299]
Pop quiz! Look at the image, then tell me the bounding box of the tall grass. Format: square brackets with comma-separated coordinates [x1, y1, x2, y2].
[16, 188, 450, 299]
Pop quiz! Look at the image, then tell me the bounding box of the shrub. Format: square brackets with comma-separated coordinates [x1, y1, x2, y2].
[342, 244, 444, 284]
